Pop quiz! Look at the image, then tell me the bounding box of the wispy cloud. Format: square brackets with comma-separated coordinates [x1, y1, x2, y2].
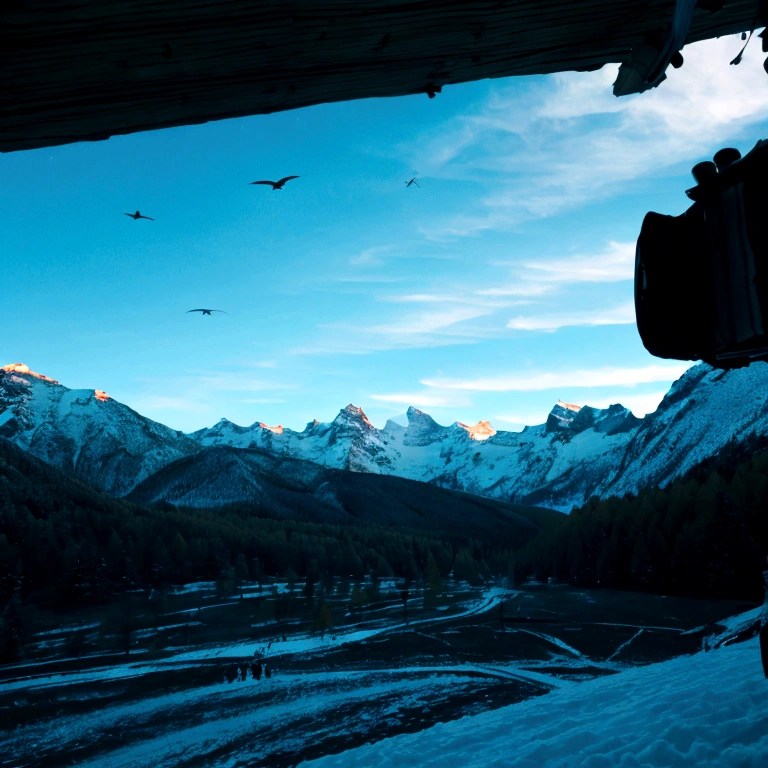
[414, 35, 768, 238]
[476, 283, 556, 298]
[506, 300, 635, 332]
[290, 304, 498, 356]
[519, 241, 636, 284]
[370, 393, 466, 408]
[380, 292, 511, 309]
[335, 275, 405, 284]
[369, 305, 494, 337]
[383, 293, 473, 304]
[190, 375, 296, 393]
[130, 395, 212, 413]
[422, 363, 692, 392]
[493, 412, 551, 428]
[349, 246, 394, 266]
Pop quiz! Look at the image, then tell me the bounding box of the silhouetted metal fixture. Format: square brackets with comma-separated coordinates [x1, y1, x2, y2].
[635, 140, 768, 369]
[614, 0, 697, 95]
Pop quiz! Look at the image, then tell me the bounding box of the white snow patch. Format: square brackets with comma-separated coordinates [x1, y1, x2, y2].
[301, 636, 768, 768]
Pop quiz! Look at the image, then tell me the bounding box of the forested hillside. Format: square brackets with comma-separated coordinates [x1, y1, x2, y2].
[0, 439, 556, 609]
[515, 437, 768, 600]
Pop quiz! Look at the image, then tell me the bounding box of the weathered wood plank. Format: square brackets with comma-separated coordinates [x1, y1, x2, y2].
[0, 0, 758, 152]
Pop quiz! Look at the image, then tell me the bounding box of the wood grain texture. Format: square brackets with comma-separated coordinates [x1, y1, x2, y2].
[0, 0, 758, 152]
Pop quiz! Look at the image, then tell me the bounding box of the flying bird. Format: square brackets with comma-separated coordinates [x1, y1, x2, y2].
[405, 177, 420, 188]
[250, 176, 300, 190]
[186, 309, 228, 316]
[124, 210, 154, 220]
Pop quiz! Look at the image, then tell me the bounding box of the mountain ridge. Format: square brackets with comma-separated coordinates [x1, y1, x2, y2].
[4, 361, 768, 510]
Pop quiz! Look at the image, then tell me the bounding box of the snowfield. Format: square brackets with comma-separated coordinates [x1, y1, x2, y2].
[302, 637, 768, 768]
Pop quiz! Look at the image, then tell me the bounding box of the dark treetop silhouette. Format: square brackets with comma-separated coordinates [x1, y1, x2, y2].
[124, 210, 154, 220]
[405, 177, 420, 188]
[250, 175, 300, 190]
[186, 309, 227, 316]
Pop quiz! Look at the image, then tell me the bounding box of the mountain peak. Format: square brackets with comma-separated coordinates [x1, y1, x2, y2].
[404, 406, 445, 446]
[546, 400, 582, 432]
[1, 363, 59, 385]
[341, 404, 373, 426]
[258, 422, 284, 434]
[94, 389, 110, 402]
[456, 419, 496, 441]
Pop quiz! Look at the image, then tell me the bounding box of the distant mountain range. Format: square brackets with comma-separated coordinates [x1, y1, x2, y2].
[3, 360, 768, 510]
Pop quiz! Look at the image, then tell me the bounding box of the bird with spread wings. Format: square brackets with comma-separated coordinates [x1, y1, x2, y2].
[250, 176, 300, 190]
[186, 309, 228, 316]
[124, 210, 155, 220]
[405, 177, 420, 188]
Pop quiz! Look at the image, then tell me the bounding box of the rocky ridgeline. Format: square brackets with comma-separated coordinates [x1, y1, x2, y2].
[3, 361, 768, 510]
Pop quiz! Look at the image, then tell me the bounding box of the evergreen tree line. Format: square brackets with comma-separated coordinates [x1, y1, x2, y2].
[0, 440, 502, 608]
[514, 437, 768, 600]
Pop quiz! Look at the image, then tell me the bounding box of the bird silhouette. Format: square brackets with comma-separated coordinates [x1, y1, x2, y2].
[250, 176, 300, 191]
[186, 309, 227, 316]
[405, 177, 420, 188]
[124, 210, 155, 220]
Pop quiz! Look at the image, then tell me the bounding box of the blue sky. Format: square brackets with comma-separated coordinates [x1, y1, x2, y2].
[2, 34, 768, 433]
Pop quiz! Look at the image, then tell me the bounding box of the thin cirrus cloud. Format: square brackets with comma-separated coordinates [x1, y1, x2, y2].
[380, 292, 510, 309]
[476, 282, 557, 297]
[478, 241, 635, 301]
[519, 241, 636, 284]
[370, 393, 465, 408]
[507, 300, 635, 332]
[366, 305, 496, 339]
[414, 35, 768, 238]
[129, 395, 212, 413]
[188, 375, 297, 393]
[290, 305, 496, 355]
[349, 246, 394, 266]
[421, 363, 693, 392]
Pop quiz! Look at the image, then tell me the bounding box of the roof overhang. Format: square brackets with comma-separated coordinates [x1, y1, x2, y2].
[0, 0, 759, 152]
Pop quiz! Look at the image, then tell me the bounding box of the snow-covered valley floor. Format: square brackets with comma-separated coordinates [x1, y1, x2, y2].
[0, 583, 762, 768]
[302, 635, 768, 768]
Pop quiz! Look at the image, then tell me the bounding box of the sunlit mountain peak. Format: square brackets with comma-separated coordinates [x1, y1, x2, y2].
[557, 399, 582, 413]
[1, 363, 59, 385]
[258, 422, 284, 434]
[94, 389, 110, 402]
[456, 420, 496, 441]
[342, 404, 373, 427]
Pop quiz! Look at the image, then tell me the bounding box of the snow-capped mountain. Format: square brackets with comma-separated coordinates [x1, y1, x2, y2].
[0, 363, 199, 496]
[4, 360, 768, 509]
[191, 403, 392, 473]
[189, 362, 768, 510]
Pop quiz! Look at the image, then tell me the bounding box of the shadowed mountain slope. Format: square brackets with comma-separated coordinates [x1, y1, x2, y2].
[126, 445, 562, 548]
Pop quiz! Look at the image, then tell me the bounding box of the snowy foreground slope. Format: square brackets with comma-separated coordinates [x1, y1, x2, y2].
[302, 636, 768, 768]
[4, 361, 768, 507]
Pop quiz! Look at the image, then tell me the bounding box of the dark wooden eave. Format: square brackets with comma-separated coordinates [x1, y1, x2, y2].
[0, 0, 758, 152]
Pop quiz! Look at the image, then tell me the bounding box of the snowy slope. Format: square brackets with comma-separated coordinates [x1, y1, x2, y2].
[0, 363, 199, 496]
[599, 363, 768, 498]
[5, 360, 768, 507]
[301, 635, 768, 768]
[190, 402, 642, 510]
[189, 403, 394, 473]
[190, 362, 768, 510]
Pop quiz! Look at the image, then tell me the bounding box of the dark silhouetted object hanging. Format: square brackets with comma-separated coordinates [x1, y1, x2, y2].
[635, 140, 768, 369]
